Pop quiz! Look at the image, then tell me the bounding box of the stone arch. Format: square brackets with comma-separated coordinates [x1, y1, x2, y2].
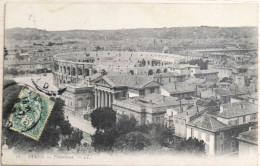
[67, 67, 71, 75]
[92, 68, 97, 74]
[71, 67, 76, 76]
[77, 67, 83, 75]
[148, 69, 153, 76]
[63, 66, 66, 74]
[54, 62, 59, 71]
[156, 69, 162, 74]
[129, 70, 134, 75]
[101, 69, 107, 76]
[85, 68, 90, 76]
[164, 68, 168, 73]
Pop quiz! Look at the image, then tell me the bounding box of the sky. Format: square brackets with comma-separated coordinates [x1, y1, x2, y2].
[5, 3, 258, 31]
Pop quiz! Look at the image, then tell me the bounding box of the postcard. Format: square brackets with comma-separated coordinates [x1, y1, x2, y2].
[1, 2, 258, 166]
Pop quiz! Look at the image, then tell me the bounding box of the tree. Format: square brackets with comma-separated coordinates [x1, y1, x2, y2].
[61, 129, 83, 150]
[18, 70, 25, 75]
[172, 137, 205, 155]
[187, 59, 209, 70]
[4, 46, 8, 57]
[148, 124, 174, 147]
[91, 127, 118, 151]
[9, 69, 18, 76]
[113, 131, 151, 151]
[2, 81, 82, 151]
[90, 107, 116, 131]
[116, 114, 137, 135]
[220, 77, 232, 83]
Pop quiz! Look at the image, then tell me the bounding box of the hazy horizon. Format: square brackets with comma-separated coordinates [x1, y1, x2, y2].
[5, 25, 258, 32]
[5, 3, 258, 31]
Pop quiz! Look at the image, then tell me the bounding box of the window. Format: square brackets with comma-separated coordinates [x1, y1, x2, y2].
[191, 128, 194, 137]
[220, 132, 224, 140]
[251, 114, 257, 121]
[205, 143, 209, 153]
[169, 78, 171, 82]
[140, 90, 145, 96]
[122, 91, 126, 97]
[206, 134, 210, 142]
[243, 116, 246, 123]
[231, 141, 235, 152]
[198, 132, 201, 139]
[150, 88, 155, 93]
[221, 144, 224, 154]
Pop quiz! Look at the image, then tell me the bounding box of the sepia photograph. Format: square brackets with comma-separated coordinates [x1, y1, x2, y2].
[1, 2, 258, 165]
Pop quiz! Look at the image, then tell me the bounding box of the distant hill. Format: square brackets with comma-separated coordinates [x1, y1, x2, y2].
[5, 26, 257, 41]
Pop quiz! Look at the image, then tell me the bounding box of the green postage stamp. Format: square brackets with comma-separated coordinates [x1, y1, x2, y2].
[7, 87, 55, 141]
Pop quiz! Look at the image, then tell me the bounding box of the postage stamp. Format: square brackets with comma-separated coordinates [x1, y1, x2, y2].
[6, 87, 55, 141]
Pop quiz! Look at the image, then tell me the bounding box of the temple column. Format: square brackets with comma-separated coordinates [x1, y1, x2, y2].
[104, 92, 107, 107]
[100, 90, 103, 108]
[103, 91, 106, 107]
[108, 92, 111, 107]
[75, 66, 78, 83]
[111, 93, 115, 106]
[95, 89, 98, 109]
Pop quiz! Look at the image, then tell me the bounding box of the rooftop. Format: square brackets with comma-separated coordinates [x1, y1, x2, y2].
[103, 74, 158, 89]
[215, 88, 245, 97]
[188, 115, 228, 132]
[194, 70, 218, 74]
[162, 82, 195, 94]
[237, 130, 258, 145]
[218, 102, 257, 119]
[153, 72, 185, 78]
[114, 93, 192, 113]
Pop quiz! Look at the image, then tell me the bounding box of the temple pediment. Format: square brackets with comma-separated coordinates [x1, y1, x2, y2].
[95, 78, 113, 88]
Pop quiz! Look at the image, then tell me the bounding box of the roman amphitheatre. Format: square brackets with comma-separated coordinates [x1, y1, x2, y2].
[53, 51, 185, 87]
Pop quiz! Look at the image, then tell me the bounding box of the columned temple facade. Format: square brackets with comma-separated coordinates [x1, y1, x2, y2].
[93, 75, 161, 109]
[94, 88, 115, 108]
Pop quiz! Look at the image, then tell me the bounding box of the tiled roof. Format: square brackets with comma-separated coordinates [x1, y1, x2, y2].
[162, 82, 195, 94]
[188, 115, 228, 132]
[103, 75, 157, 89]
[114, 94, 190, 113]
[196, 98, 217, 107]
[215, 88, 245, 96]
[218, 102, 257, 119]
[153, 72, 185, 78]
[237, 130, 258, 145]
[194, 70, 218, 74]
[185, 78, 207, 85]
[139, 93, 191, 107]
[249, 92, 258, 100]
